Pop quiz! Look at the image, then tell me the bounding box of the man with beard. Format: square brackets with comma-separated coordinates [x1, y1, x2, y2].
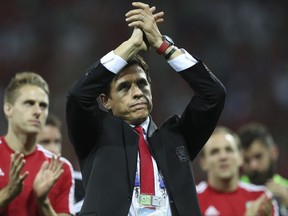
[196, 126, 278, 216]
[238, 122, 288, 215]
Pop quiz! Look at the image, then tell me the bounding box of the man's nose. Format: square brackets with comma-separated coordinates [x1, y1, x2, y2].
[33, 104, 42, 116]
[132, 85, 143, 97]
[249, 159, 259, 170]
[219, 151, 229, 160]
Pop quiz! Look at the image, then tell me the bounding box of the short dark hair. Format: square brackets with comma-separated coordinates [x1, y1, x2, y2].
[45, 113, 62, 129]
[104, 54, 151, 96]
[237, 122, 274, 150]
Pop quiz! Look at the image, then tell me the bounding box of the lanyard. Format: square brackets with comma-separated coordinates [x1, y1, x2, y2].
[134, 162, 166, 189]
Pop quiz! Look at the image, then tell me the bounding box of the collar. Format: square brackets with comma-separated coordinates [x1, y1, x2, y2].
[130, 117, 150, 136]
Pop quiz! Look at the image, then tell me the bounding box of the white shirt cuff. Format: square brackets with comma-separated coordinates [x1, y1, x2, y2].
[167, 48, 198, 72]
[100, 51, 127, 74]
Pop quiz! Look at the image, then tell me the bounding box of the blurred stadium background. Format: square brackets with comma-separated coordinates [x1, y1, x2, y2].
[0, 0, 287, 182]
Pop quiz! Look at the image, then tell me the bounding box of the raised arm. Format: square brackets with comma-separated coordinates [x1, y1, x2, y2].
[125, 2, 226, 161]
[66, 6, 164, 158]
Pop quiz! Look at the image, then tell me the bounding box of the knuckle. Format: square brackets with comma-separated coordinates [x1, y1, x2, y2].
[144, 5, 149, 10]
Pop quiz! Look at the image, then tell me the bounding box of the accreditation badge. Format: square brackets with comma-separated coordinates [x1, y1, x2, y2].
[139, 194, 152, 206]
[137, 194, 166, 216]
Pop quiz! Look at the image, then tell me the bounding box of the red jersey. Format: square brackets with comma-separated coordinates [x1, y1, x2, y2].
[0, 137, 75, 216]
[196, 181, 279, 216]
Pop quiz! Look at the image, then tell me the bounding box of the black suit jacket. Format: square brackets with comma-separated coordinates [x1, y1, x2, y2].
[66, 59, 226, 216]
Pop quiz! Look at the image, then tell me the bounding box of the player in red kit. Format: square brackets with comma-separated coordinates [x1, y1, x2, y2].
[0, 72, 74, 216]
[197, 126, 279, 216]
[0, 138, 74, 215]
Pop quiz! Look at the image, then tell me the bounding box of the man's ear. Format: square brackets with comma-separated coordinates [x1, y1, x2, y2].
[199, 155, 208, 172]
[99, 93, 111, 110]
[3, 103, 13, 117]
[238, 149, 244, 167]
[271, 144, 279, 161]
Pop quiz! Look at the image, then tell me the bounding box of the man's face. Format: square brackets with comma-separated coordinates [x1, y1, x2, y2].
[242, 140, 275, 185]
[201, 132, 242, 181]
[5, 85, 49, 135]
[37, 125, 62, 155]
[103, 64, 152, 125]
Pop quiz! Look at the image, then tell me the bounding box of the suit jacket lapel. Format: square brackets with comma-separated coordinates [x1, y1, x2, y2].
[147, 119, 169, 189]
[147, 118, 157, 137]
[122, 122, 138, 192]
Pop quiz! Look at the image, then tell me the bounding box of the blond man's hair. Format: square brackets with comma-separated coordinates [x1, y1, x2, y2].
[4, 72, 49, 104]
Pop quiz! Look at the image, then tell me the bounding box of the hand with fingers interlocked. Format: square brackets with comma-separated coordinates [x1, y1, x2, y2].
[114, 2, 165, 60]
[125, 2, 164, 50]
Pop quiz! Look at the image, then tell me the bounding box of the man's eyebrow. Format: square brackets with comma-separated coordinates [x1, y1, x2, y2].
[38, 139, 51, 143]
[209, 147, 219, 154]
[116, 80, 131, 89]
[137, 77, 148, 83]
[117, 80, 131, 85]
[24, 99, 35, 103]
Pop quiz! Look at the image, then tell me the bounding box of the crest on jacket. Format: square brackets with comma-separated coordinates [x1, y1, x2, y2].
[176, 146, 190, 162]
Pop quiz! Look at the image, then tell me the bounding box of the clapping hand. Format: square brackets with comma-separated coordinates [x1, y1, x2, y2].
[7, 152, 28, 199]
[245, 193, 273, 216]
[33, 156, 64, 203]
[125, 2, 164, 50]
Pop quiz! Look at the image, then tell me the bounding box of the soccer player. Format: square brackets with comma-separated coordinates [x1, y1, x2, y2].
[197, 126, 278, 216]
[0, 72, 74, 216]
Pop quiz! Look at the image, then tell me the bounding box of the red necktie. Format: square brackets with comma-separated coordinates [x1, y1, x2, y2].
[134, 126, 155, 195]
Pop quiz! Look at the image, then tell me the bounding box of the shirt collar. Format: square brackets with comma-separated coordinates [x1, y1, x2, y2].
[130, 117, 150, 136]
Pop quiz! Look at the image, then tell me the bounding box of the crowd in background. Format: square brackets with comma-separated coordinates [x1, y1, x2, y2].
[0, 0, 287, 181]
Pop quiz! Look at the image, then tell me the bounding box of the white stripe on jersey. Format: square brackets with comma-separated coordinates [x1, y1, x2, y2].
[196, 181, 208, 194]
[239, 181, 268, 192]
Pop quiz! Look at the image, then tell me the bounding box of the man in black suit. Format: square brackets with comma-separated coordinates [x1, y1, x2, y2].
[66, 2, 226, 215]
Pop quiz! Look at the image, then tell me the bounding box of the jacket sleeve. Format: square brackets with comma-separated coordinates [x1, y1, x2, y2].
[178, 60, 226, 160]
[66, 61, 116, 159]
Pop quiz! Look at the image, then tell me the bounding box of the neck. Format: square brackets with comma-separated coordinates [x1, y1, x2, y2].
[128, 117, 148, 127]
[208, 175, 239, 192]
[5, 129, 37, 155]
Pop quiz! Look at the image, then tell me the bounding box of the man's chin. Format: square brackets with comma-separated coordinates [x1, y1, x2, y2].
[249, 175, 269, 185]
[218, 172, 234, 180]
[130, 114, 149, 125]
[26, 128, 41, 136]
